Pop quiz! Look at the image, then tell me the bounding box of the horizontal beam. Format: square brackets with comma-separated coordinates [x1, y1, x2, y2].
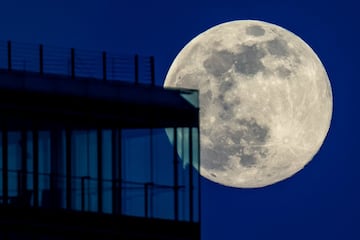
[0, 71, 198, 130]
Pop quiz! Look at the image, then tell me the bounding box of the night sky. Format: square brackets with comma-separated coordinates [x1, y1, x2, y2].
[0, 0, 359, 239]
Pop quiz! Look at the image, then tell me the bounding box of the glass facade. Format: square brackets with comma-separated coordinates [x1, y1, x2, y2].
[0, 127, 199, 222]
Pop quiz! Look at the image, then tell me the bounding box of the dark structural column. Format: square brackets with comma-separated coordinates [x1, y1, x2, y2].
[50, 130, 60, 190]
[33, 129, 39, 207]
[2, 129, 8, 204]
[149, 128, 154, 217]
[197, 127, 201, 223]
[111, 129, 122, 215]
[111, 129, 116, 213]
[97, 128, 103, 213]
[173, 128, 179, 221]
[117, 129, 122, 213]
[20, 130, 27, 196]
[65, 129, 72, 209]
[189, 128, 194, 222]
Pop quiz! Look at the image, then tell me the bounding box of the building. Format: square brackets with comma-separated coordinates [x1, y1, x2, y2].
[0, 40, 200, 239]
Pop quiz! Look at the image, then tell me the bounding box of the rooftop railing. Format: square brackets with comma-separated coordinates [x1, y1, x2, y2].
[0, 40, 156, 86]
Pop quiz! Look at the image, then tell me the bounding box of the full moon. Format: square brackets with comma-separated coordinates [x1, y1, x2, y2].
[163, 20, 333, 188]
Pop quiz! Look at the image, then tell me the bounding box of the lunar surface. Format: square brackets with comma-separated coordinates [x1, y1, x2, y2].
[163, 20, 333, 188]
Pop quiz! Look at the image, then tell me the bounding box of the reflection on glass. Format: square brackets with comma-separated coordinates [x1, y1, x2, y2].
[180, 89, 199, 108]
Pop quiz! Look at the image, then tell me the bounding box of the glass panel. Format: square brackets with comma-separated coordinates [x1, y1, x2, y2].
[180, 89, 199, 108]
[152, 128, 174, 219]
[60, 130, 67, 209]
[177, 127, 190, 221]
[71, 130, 98, 212]
[38, 131, 51, 208]
[0, 126, 200, 222]
[102, 129, 112, 214]
[8, 131, 21, 203]
[26, 131, 34, 207]
[122, 129, 151, 217]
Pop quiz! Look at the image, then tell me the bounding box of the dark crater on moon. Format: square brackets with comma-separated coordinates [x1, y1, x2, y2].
[216, 78, 241, 120]
[203, 50, 234, 77]
[234, 45, 266, 75]
[217, 96, 240, 121]
[219, 78, 235, 92]
[203, 44, 267, 77]
[236, 118, 269, 145]
[235, 118, 270, 167]
[246, 25, 265, 36]
[276, 66, 291, 78]
[266, 38, 289, 57]
[203, 118, 270, 171]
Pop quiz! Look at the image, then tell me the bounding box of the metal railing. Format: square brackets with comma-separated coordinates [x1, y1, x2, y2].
[0, 168, 184, 219]
[0, 40, 156, 86]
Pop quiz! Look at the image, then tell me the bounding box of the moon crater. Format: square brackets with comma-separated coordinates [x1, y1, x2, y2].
[246, 25, 265, 36]
[233, 45, 266, 75]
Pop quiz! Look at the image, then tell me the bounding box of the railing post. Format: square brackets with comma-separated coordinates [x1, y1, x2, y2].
[71, 48, 75, 80]
[102, 51, 107, 81]
[7, 41, 12, 72]
[39, 44, 44, 76]
[134, 54, 139, 85]
[150, 56, 155, 87]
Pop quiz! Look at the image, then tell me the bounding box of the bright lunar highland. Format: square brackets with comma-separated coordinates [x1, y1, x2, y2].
[164, 20, 333, 188]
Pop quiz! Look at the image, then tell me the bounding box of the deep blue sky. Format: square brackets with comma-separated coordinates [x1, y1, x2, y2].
[1, 0, 359, 239]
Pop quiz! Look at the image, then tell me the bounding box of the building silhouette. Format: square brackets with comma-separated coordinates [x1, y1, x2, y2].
[0, 40, 200, 239]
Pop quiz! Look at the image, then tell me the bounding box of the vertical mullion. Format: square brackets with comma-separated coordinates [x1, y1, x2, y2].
[118, 129, 122, 215]
[189, 128, 194, 222]
[149, 128, 154, 217]
[65, 129, 72, 209]
[20, 130, 27, 195]
[111, 128, 117, 214]
[196, 127, 201, 224]
[2, 129, 8, 204]
[173, 128, 178, 221]
[97, 128, 103, 213]
[33, 129, 39, 207]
